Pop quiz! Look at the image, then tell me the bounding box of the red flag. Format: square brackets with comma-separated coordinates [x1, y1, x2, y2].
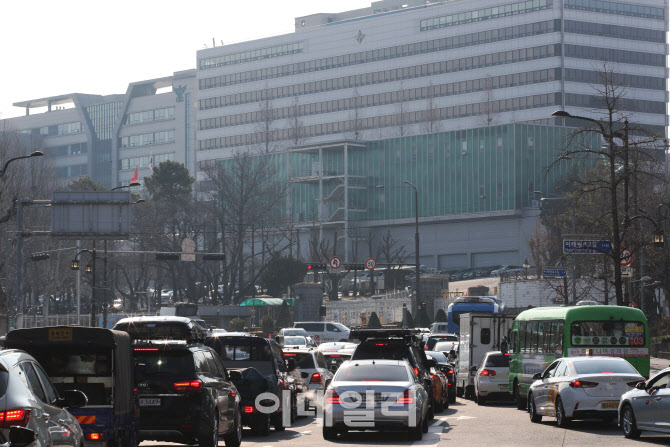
[130, 165, 139, 183]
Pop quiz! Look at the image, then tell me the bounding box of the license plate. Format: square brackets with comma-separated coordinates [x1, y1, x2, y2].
[139, 398, 161, 407]
[601, 402, 618, 409]
[498, 384, 509, 390]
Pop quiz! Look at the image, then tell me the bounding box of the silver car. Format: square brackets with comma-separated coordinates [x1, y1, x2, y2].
[619, 367, 670, 438]
[0, 349, 87, 447]
[322, 359, 429, 441]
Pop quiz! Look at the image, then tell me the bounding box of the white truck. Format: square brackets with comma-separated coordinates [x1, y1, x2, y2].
[456, 312, 515, 399]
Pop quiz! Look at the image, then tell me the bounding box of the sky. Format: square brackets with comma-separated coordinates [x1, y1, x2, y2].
[0, 0, 370, 120]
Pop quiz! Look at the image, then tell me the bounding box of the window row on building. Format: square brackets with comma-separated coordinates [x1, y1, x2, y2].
[565, 94, 665, 114]
[564, 68, 665, 91]
[198, 20, 560, 90]
[200, 41, 560, 112]
[49, 142, 88, 157]
[420, 0, 552, 31]
[199, 42, 304, 70]
[120, 152, 174, 170]
[39, 122, 82, 136]
[199, 68, 560, 131]
[564, 19, 665, 43]
[56, 164, 87, 178]
[565, 0, 664, 19]
[120, 130, 175, 148]
[126, 107, 175, 125]
[199, 92, 561, 150]
[565, 44, 665, 67]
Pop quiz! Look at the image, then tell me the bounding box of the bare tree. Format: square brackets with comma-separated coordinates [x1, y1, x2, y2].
[309, 231, 346, 301]
[480, 75, 497, 127]
[396, 83, 409, 137]
[348, 89, 364, 141]
[256, 94, 277, 154]
[376, 229, 410, 291]
[287, 97, 305, 147]
[421, 83, 442, 134]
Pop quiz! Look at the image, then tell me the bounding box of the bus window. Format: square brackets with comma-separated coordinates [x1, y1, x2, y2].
[553, 321, 564, 355]
[511, 330, 519, 354]
[539, 321, 549, 354]
[481, 328, 491, 345]
[544, 321, 553, 354]
[530, 322, 539, 353]
[520, 322, 527, 353]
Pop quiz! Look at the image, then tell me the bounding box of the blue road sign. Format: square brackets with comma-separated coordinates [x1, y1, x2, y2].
[563, 239, 611, 254]
[542, 268, 567, 278]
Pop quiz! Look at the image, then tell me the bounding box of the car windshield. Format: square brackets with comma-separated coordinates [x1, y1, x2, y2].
[284, 352, 315, 369]
[206, 338, 272, 361]
[284, 336, 307, 345]
[433, 341, 458, 352]
[485, 355, 509, 367]
[335, 363, 409, 382]
[572, 359, 638, 375]
[425, 352, 448, 363]
[134, 351, 196, 380]
[283, 329, 309, 337]
[33, 350, 112, 377]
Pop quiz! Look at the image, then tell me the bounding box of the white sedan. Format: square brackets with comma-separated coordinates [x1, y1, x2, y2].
[528, 356, 644, 427]
[619, 367, 670, 438]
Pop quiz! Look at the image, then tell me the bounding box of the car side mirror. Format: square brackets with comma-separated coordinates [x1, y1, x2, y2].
[61, 389, 87, 408]
[285, 358, 296, 372]
[228, 370, 242, 381]
[470, 365, 478, 373]
[635, 381, 646, 390]
[329, 364, 338, 373]
[8, 427, 36, 447]
[426, 359, 437, 368]
[532, 372, 542, 381]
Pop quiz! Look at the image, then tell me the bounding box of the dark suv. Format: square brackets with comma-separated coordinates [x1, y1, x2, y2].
[205, 334, 295, 434]
[350, 329, 436, 419]
[132, 340, 242, 447]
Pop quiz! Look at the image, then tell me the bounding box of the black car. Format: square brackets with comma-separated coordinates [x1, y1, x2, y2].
[205, 334, 295, 434]
[425, 351, 457, 403]
[350, 328, 436, 419]
[132, 340, 242, 447]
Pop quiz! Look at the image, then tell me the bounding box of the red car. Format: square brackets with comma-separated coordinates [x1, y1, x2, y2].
[430, 367, 449, 412]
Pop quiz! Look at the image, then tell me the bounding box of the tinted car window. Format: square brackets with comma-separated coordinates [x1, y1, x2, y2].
[425, 352, 448, 363]
[485, 355, 510, 367]
[335, 364, 408, 382]
[572, 359, 638, 375]
[0, 369, 8, 398]
[285, 352, 315, 369]
[353, 341, 414, 363]
[22, 362, 47, 402]
[134, 351, 196, 381]
[207, 338, 273, 361]
[316, 352, 328, 369]
[326, 324, 341, 332]
[296, 323, 323, 332]
[194, 351, 209, 374]
[33, 363, 58, 404]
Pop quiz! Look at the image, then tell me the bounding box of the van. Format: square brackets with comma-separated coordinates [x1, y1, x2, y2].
[293, 322, 350, 344]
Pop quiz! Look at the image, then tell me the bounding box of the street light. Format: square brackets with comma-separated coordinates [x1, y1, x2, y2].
[111, 182, 140, 191]
[72, 247, 105, 327]
[0, 151, 44, 180]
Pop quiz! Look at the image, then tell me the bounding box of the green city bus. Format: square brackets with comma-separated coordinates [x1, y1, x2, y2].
[507, 305, 649, 409]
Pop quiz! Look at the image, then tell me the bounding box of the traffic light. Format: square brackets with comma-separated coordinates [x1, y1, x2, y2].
[306, 263, 326, 270]
[344, 264, 365, 271]
[30, 252, 50, 261]
[319, 305, 327, 318]
[155, 252, 180, 261]
[202, 253, 226, 261]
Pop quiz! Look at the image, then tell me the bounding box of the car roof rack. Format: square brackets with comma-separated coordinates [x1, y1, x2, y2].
[350, 328, 422, 343]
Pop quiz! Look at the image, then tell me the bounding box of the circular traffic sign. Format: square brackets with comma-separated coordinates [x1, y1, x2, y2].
[620, 248, 633, 266]
[365, 258, 377, 270]
[329, 256, 342, 269]
[556, 285, 565, 296]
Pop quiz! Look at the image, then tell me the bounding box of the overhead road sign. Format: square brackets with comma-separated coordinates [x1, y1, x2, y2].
[543, 268, 567, 278]
[563, 239, 611, 254]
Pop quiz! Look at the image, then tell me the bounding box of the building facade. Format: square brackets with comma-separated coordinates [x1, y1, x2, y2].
[196, 0, 668, 269]
[2, 70, 196, 189]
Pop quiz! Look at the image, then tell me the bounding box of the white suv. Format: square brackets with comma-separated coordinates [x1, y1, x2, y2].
[283, 347, 334, 393]
[293, 322, 350, 344]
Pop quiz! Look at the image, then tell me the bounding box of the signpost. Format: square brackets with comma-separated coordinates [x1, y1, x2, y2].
[365, 258, 377, 270]
[329, 256, 341, 270]
[563, 239, 611, 254]
[542, 268, 567, 278]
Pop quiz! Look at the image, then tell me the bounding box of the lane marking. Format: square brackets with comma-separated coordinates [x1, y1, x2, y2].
[301, 430, 312, 434]
[431, 420, 444, 427]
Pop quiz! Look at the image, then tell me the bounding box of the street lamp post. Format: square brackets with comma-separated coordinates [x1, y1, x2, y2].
[71, 245, 105, 327]
[551, 110, 629, 306]
[0, 151, 44, 180]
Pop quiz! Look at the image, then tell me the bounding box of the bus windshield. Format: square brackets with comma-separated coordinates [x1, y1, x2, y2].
[570, 321, 645, 347]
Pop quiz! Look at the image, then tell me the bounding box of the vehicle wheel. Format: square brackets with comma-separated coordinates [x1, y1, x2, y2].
[464, 385, 474, 400]
[456, 386, 464, 398]
[409, 417, 423, 441]
[528, 394, 542, 423]
[223, 408, 242, 447]
[291, 394, 297, 423]
[427, 401, 435, 420]
[323, 426, 338, 440]
[621, 405, 641, 439]
[434, 395, 443, 413]
[449, 387, 456, 404]
[477, 393, 486, 405]
[198, 410, 219, 447]
[422, 412, 429, 433]
[443, 394, 450, 410]
[251, 412, 271, 436]
[272, 411, 285, 431]
[514, 381, 526, 410]
[555, 397, 569, 428]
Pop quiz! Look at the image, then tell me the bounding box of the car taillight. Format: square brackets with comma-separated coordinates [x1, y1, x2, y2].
[414, 368, 420, 377]
[85, 433, 104, 440]
[425, 345, 430, 350]
[174, 380, 203, 391]
[0, 409, 31, 428]
[396, 389, 414, 405]
[134, 348, 159, 352]
[326, 389, 340, 404]
[627, 380, 644, 387]
[447, 369, 454, 375]
[480, 369, 496, 377]
[430, 373, 436, 379]
[243, 406, 256, 413]
[569, 379, 598, 388]
[310, 373, 322, 384]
